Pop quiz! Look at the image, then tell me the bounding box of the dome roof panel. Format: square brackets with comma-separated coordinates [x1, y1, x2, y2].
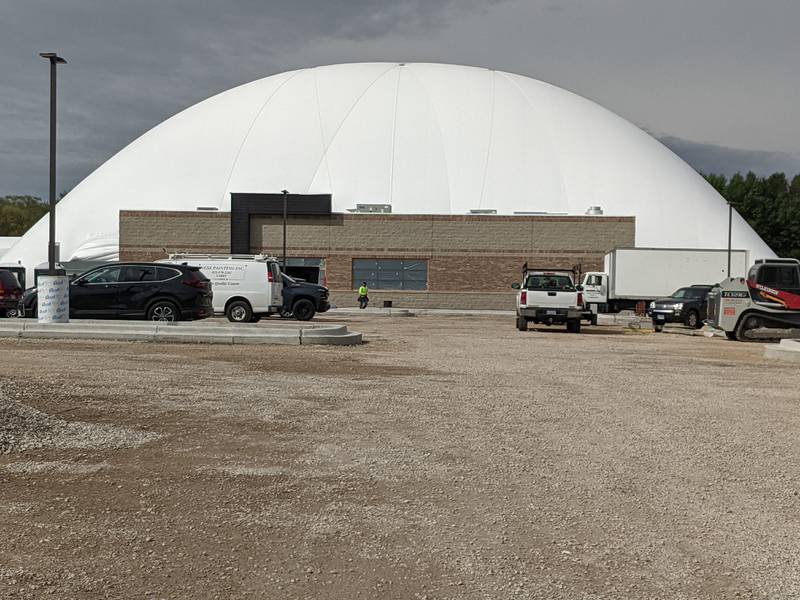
[2, 62, 775, 270]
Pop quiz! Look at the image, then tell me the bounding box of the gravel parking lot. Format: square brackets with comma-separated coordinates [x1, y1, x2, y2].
[1, 315, 799, 599]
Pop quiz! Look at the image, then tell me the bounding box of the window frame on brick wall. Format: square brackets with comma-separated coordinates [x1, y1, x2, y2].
[352, 258, 428, 291]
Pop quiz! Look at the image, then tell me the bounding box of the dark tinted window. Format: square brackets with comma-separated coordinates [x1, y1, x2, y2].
[757, 265, 800, 288]
[0, 270, 20, 288]
[352, 259, 428, 290]
[156, 267, 181, 281]
[80, 266, 122, 284]
[121, 265, 156, 282]
[525, 275, 575, 291]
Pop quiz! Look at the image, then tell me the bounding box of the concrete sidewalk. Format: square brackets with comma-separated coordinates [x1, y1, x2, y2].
[764, 339, 800, 363]
[0, 319, 362, 346]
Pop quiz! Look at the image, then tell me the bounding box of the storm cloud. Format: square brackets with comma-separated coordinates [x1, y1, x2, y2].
[2, 0, 798, 198]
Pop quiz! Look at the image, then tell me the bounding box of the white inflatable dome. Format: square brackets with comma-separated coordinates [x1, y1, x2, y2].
[3, 62, 774, 271]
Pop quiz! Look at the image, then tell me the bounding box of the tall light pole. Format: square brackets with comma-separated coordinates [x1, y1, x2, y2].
[281, 189, 289, 269]
[39, 52, 67, 274]
[727, 202, 733, 278]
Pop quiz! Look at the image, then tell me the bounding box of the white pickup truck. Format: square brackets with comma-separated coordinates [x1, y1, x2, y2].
[512, 265, 584, 333]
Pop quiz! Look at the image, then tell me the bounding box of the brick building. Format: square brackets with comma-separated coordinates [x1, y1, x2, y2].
[120, 210, 634, 309]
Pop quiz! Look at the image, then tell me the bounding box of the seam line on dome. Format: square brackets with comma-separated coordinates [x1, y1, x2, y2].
[388, 66, 402, 206]
[219, 70, 304, 206]
[306, 64, 399, 199]
[405, 65, 451, 213]
[309, 67, 334, 194]
[498, 71, 569, 214]
[477, 70, 496, 210]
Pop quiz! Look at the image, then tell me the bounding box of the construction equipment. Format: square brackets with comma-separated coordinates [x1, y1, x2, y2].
[707, 258, 800, 341]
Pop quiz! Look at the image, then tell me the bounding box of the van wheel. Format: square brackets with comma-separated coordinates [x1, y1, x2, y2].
[516, 316, 528, 331]
[148, 300, 179, 322]
[685, 310, 701, 329]
[293, 299, 315, 321]
[226, 300, 253, 323]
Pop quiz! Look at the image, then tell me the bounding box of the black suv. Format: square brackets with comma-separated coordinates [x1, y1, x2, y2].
[19, 263, 213, 321]
[0, 270, 24, 317]
[650, 284, 713, 331]
[280, 273, 330, 321]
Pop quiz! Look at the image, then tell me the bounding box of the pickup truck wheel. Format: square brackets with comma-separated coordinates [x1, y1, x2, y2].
[226, 300, 252, 323]
[725, 331, 738, 340]
[590, 314, 598, 326]
[293, 299, 316, 321]
[516, 316, 528, 331]
[567, 320, 581, 334]
[653, 322, 664, 332]
[685, 310, 701, 329]
[250, 314, 262, 323]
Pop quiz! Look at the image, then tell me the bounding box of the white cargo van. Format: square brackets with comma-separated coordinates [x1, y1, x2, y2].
[159, 254, 283, 322]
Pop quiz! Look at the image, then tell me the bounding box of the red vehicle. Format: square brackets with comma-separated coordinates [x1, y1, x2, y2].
[0, 269, 24, 317]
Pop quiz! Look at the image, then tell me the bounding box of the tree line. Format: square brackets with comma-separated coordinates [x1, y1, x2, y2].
[704, 172, 800, 260]
[2, 174, 799, 258]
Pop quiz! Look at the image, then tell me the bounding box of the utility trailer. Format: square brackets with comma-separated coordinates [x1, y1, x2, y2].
[581, 247, 749, 314]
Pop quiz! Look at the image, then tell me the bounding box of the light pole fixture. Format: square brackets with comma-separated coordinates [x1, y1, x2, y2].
[727, 201, 733, 278]
[281, 189, 289, 269]
[39, 52, 67, 274]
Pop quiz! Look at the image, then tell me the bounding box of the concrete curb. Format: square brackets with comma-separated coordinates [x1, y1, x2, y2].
[0, 320, 361, 346]
[764, 339, 800, 363]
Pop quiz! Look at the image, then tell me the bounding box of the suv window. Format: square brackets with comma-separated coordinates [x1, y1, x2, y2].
[121, 265, 156, 282]
[525, 275, 575, 291]
[79, 266, 122, 284]
[156, 267, 181, 281]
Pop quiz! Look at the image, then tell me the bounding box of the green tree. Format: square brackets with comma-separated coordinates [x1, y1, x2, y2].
[0, 196, 48, 236]
[703, 171, 800, 260]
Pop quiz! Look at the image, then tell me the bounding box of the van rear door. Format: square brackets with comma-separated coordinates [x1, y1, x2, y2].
[269, 262, 283, 308]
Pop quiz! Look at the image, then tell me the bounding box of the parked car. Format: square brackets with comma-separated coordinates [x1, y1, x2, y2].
[158, 254, 283, 322]
[18, 263, 213, 321]
[513, 265, 584, 333]
[0, 269, 24, 317]
[280, 273, 330, 321]
[649, 284, 714, 331]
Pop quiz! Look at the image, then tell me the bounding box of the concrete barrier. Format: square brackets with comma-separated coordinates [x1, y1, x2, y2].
[764, 339, 800, 363]
[0, 319, 361, 346]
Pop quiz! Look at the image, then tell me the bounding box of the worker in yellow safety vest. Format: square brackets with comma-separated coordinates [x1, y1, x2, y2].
[358, 282, 369, 309]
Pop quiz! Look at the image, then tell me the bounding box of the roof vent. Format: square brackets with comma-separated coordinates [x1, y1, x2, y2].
[585, 206, 603, 216]
[350, 204, 392, 214]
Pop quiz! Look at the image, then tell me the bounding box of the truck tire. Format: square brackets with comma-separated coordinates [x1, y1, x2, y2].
[685, 310, 701, 329]
[725, 331, 738, 340]
[653, 322, 664, 332]
[226, 300, 252, 323]
[292, 299, 316, 321]
[567, 320, 581, 334]
[590, 314, 598, 326]
[516, 316, 528, 331]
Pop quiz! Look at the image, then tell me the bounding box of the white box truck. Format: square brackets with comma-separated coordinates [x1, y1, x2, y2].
[581, 247, 750, 314]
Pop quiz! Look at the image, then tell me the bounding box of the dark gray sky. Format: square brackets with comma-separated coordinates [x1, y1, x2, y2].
[2, 0, 799, 199]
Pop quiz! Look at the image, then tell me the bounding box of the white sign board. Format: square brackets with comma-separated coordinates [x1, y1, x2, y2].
[38, 275, 70, 323]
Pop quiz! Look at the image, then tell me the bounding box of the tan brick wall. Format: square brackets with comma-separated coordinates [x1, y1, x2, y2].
[120, 211, 635, 309]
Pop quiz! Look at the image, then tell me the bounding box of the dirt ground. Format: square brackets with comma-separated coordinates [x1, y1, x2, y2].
[1, 314, 799, 599]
